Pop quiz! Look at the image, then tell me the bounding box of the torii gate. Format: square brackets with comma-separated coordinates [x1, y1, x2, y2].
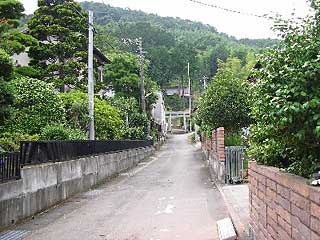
[165, 111, 190, 132]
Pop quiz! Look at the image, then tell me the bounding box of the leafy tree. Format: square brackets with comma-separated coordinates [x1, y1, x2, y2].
[119, 22, 175, 49]
[80, 2, 271, 90]
[4, 77, 65, 134]
[0, 49, 13, 124]
[238, 38, 278, 49]
[94, 25, 121, 54]
[196, 57, 252, 133]
[59, 91, 124, 140]
[104, 52, 141, 99]
[170, 41, 197, 82]
[104, 52, 158, 109]
[28, 0, 88, 91]
[0, 0, 37, 125]
[147, 46, 175, 87]
[108, 96, 149, 139]
[248, 3, 320, 177]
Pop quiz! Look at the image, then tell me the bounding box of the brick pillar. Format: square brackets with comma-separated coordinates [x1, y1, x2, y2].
[211, 129, 217, 152]
[216, 127, 225, 161]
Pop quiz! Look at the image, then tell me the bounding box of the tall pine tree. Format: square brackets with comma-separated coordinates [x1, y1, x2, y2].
[28, 0, 88, 91]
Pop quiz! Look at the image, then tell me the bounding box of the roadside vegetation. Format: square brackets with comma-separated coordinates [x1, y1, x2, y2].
[248, 1, 320, 177]
[0, 0, 275, 153]
[195, 55, 254, 144]
[196, 0, 320, 177]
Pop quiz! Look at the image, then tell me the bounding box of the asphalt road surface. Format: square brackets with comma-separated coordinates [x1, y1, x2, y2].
[15, 134, 228, 240]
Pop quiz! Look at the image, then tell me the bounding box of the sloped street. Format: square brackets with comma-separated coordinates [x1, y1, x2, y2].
[11, 134, 228, 240]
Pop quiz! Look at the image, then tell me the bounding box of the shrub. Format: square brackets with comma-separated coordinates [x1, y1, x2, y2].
[0, 48, 13, 124]
[59, 91, 124, 140]
[40, 125, 69, 140]
[0, 132, 39, 152]
[196, 57, 252, 134]
[248, 5, 320, 177]
[123, 127, 145, 140]
[6, 77, 65, 134]
[40, 124, 86, 141]
[67, 128, 87, 140]
[108, 96, 150, 138]
[14, 66, 41, 79]
[225, 132, 243, 146]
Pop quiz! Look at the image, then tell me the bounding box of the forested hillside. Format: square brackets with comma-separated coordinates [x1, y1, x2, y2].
[80, 1, 277, 91]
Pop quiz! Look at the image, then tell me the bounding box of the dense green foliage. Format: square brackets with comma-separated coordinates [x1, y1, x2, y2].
[5, 77, 65, 134]
[81, 1, 277, 112]
[0, 0, 280, 152]
[224, 132, 243, 146]
[104, 53, 141, 100]
[0, 49, 13, 124]
[248, 3, 320, 177]
[0, 0, 37, 55]
[40, 124, 87, 141]
[28, 0, 88, 90]
[108, 96, 149, 139]
[0, 132, 39, 152]
[59, 91, 124, 140]
[196, 57, 252, 134]
[0, 0, 37, 125]
[104, 52, 158, 110]
[164, 94, 188, 111]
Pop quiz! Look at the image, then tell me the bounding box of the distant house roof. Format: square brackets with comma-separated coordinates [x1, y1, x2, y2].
[19, 28, 111, 66]
[94, 47, 111, 65]
[163, 86, 190, 97]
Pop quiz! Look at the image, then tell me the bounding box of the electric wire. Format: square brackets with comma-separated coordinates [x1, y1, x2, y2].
[70, 2, 118, 51]
[188, 0, 276, 20]
[87, 1, 279, 21]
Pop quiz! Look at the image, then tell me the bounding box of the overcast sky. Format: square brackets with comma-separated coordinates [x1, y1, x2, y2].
[21, 0, 313, 39]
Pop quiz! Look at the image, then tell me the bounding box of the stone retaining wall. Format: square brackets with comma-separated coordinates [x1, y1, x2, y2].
[249, 161, 320, 240]
[0, 146, 155, 230]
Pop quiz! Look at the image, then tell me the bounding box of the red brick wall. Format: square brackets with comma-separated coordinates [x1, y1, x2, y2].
[249, 161, 320, 240]
[210, 127, 225, 162]
[201, 127, 226, 182]
[201, 133, 212, 152]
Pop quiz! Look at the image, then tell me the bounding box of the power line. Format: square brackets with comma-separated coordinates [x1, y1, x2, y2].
[70, 3, 119, 51]
[188, 0, 276, 20]
[93, 0, 277, 20]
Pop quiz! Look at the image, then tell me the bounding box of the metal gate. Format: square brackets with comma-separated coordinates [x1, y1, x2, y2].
[225, 146, 244, 184]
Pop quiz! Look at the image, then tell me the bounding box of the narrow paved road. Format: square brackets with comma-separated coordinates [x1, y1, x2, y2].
[17, 134, 228, 240]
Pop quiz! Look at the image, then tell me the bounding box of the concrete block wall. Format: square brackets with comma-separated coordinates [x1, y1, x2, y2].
[0, 146, 155, 230]
[249, 161, 320, 240]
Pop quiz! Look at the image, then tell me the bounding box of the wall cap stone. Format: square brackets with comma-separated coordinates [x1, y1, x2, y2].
[249, 161, 318, 198]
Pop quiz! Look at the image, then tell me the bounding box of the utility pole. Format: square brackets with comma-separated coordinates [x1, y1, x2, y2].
[203, 75, 208, 90]
[188, 62, 192, 132]
[137, 38, 146, 114]
[88, 10, 95, 140]
[122, 37, 146, 114]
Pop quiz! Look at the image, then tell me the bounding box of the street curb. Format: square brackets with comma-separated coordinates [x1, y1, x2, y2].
[215, 183, 250, 240]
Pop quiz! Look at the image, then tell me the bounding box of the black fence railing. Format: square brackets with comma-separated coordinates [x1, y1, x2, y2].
[0, 152, 21, 183]
[20, 140, 153, 165]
